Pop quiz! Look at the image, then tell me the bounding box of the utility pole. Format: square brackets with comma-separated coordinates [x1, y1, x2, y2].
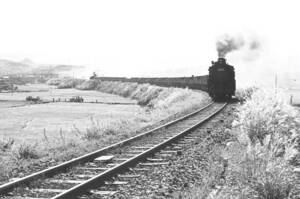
[10, 76, 13, 96]
[275, 73, 278, 95]
[73, 72, 75, 88]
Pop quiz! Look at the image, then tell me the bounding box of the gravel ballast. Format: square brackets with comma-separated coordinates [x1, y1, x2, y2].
[82, 103, 237, 199]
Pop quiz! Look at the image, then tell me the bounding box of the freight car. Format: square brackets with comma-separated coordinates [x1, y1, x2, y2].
[208, 58, 235, 100]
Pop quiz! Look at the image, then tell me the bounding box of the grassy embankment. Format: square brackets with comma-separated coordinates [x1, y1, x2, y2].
[0, 79, 209, 183]
[182, 89, 299, 199]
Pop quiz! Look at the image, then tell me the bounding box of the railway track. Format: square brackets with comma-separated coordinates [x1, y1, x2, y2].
[0, 102, 227, 199]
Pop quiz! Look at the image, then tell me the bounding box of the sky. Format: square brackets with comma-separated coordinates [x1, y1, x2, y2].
[0, 0, 299, 87]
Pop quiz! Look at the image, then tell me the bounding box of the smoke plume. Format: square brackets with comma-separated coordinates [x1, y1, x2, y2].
[216, 34, 245, 58]
[216, 34, 261, 58]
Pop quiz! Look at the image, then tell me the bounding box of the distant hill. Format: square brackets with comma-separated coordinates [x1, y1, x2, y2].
[0, 58, 84, 76]
[0, 59, 33, 75]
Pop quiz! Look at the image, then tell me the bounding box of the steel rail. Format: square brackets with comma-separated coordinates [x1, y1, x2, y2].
[0, 102, 214, 196]
[52, 102, 227, 199]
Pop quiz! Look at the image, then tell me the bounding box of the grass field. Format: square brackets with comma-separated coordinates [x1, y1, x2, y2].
[0, 102, 147, 144]
[0, 83, 208, 146]
[0, 84, 135, 103]
[0, 84, 140, 144]
[0, 100, 32, 109]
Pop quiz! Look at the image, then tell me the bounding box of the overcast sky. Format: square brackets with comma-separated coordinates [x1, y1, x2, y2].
[0, 0, 299, 87]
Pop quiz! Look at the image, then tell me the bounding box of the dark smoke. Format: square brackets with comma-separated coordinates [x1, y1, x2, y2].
[216, 34, 261, 58]
[216, 34, 245, 58]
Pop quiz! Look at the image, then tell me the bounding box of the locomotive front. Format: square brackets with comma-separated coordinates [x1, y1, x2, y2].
[208, 57, 236, 100]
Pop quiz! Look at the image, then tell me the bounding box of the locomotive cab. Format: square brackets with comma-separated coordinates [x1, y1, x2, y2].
[208, 58, 236, 100]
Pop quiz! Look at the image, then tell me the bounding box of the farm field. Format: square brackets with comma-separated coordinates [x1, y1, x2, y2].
[0, 84, 136, 104]
[0, 100, 32, 109]
[0, 102, 148, 144]
[0, 84, 142, 145]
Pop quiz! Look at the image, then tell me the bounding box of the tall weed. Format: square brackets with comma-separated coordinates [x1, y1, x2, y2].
[221, 90, 299, 198]
[235, 87, 259, 102]
[0, 138, 14, 152]
[12, 143, 39, 159]
[76, 79, 100, 90]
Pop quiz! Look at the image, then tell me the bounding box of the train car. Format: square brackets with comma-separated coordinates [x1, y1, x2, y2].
[96, 75, 208, 92]
[208, 58, 235, 100]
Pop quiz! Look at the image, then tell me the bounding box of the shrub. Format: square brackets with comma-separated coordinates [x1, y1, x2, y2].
[80, 117, 131, 141]
[82, 128, 102, 140]
[47, 77, 85, 88]
[184, 90, 299, 198]
[0, 138, 14, 152]
[235, 87, 259, 102]
[236, 90, 299, 161]
[26, 96, 41, 102]
[57, 78, 85, 89]
[76, 79, 100, 90]
[46, 78, 62, 86]
[220, 90, 299, 198]
[13, 143, 39, 159]
[221, 146, 295, 198]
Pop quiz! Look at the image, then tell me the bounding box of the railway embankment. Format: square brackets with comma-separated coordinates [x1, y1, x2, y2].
[182, 89, 300, 199]
[77, 79, 209, 111]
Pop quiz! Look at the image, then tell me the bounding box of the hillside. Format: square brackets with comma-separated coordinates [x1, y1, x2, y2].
[0, 58, 84, 76]
[30, 64, 85, 75]
[0, 59, 33, 75]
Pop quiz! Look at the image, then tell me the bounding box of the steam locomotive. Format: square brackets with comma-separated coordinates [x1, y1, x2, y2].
[92, 57, 236, 100]
[208, 57, 236, 100]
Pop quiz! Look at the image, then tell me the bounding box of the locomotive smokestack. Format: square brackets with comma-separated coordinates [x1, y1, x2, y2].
[217, 57, 226, 64]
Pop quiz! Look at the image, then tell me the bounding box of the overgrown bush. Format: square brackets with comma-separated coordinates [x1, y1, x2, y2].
[76, 79, 100, 90]
[26, 96, 41, 102]
[47, 77, 85, 88]
[13, 143, 39, 159]
[80, 117, 132, 141]
[0, 138, 14, 152]
[46, 78, 63, 86]
[183, 90, 299, 198]
[220, 90, 299, 198]
[235, 87, 259, 102]
[235, 90, 299, 162]
[57, 78, 85, 89]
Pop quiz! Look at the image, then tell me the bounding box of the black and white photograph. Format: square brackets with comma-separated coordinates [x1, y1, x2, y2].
[0, 0, 299, 198]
